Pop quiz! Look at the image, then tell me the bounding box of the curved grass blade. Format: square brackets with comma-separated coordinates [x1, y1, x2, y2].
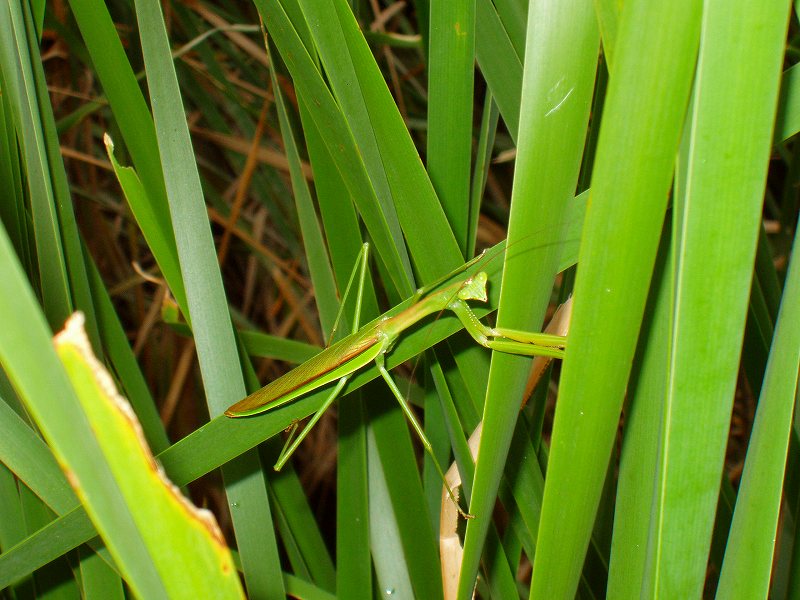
[104, 135, 188, 318]
[0, 215, 164, 597]
[66, 0, 176, 269]
[268, 40, 339, 336]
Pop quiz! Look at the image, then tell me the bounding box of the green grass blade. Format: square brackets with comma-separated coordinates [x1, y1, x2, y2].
[104, 135, 188, 317]
[66, 0, 175, 253]
[776, 63, 800, 143]
[266, 456, 336, 591]
[17, 487, 80, 598]
[0, 88, 30, 271]
[0, 464, 25, 554]
[336, 389, 371, 599]
[368, 394, 442, 599]
[240, 330, 319, 363]
[283, 572, 338, 600]
[0, 1, 71, 327]
[593, 0, 619, 68]
[493, 0, 526, 53]
[78, 549, 124, 600]
[0, 466, 29, 595]
[296, 0, 464, 283]
[298, 93, 382, 320]
[366, 421, 416, 600]
[606, 232, 672, 597]
[15, 0, 101, 348]
[133, 0, 283, 595]
[468, 93, 499, 257]
[0, 505, 112, 589]
[427, 0, 475, 254]
[83, 255, 170, 453]
[269, 42, 339, 336]
[475, 0, 522, 142]
[529, 2, 702, 597]
[649, 2, 790, 595]
[716, 213, 800, 598]
[0, 397, 77, 515]
[458, 0, 599, 595]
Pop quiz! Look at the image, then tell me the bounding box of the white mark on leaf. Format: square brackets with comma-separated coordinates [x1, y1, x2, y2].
[545, 78, 574, 117]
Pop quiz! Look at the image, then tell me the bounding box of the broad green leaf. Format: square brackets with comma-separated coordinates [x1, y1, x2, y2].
[0, 216, 163, 597]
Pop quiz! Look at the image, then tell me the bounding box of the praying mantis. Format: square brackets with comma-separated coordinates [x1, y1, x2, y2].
[225, 243, 567, 518]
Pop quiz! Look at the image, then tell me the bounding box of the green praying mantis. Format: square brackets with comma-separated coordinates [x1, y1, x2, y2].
[225, 243, 567, 518]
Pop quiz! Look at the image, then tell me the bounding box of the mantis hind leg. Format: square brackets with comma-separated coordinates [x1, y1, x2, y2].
[273, 376, 350, 471]
[374, 354, 474, 520]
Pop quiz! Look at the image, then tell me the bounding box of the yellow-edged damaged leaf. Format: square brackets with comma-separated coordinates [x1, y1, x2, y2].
[54, 313, 243, 599]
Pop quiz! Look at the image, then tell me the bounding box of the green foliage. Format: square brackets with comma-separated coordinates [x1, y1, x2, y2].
[0, 0, 799, 597]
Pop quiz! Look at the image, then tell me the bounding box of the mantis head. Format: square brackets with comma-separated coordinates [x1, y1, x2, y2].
[457, 272, 489, 303]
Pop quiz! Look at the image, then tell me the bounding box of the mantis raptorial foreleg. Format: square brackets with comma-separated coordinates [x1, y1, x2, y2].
[439, 296, 573, 600]
[448, 292, 565, 358]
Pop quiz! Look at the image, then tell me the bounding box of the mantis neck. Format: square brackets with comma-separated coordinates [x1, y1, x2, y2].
[380, 280, 470, 340]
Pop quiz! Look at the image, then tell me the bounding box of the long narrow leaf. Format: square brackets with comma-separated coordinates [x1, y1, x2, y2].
[459, 0, 599, 595]
[650, 2, 790, 595]
[530, 2, 702, 597]
[133, 0, 283, 595]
